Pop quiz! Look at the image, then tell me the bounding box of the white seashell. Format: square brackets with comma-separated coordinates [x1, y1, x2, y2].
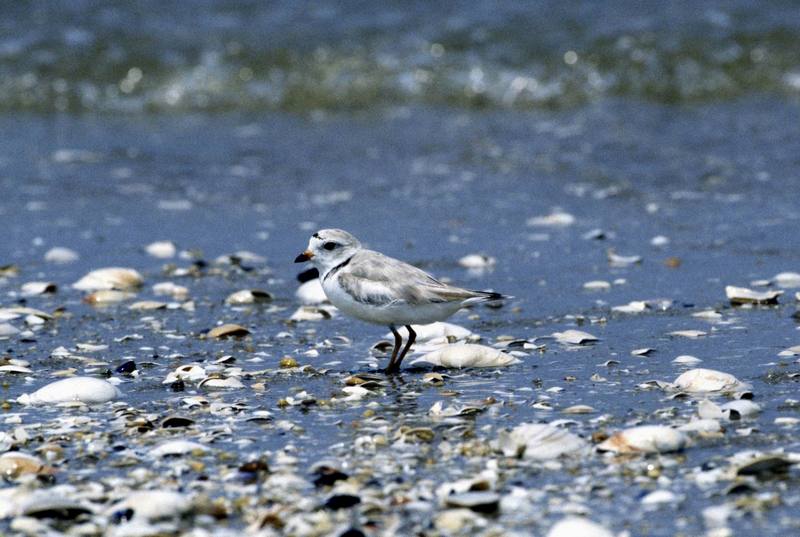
[150, 440, 210, 458]
[44, 246, 79, 264]
[698, 399, 726, 420]
[673, 355, 702, 365]
[546, 517, 614, 537]
[612, 301, 648, 313]
[725, 285, 782, 305]
[552, 329, 598, 345]
[152, 282, 190, 300]
[216, 250, 266, 265]
[296, 278, 328, 305]
[527, 210, 575, 227]
[18, 377, 121, 405]
[796, 291, 800, 302]
[607, 249, 642, 266]
[225, 289, 274, 305]
[678, 419, 723, 433]
[641, 489, 680, 505]
[631, 348, 654, 356]
[73, 267, 144, 291]
[0, 323, 19, 338]
[83, 289, 136, 305]
[0, 364, 33, 374]
[163, 365, 206, 384]
[76, 342, 107, 352]
[411, 344, 520, 368]
[20, 281, 57, 296]
[199, 376, 244, 389]
[496, 423, 586, 460]
[597, 425, 688, 454]
[458, 254, 496, 269]
[583, 280, 611, 291]
[669, 329, 706, 338]
[107, 490, 192, 521]
[6, 487, 92, 519]
[720, 400, 761, 418]
[692, 309, 723, 320]
[673, 368, 751, 394]
[128, 300, 167, 310]
[290, 305, 335, 322]
[774, 271, 800, 288]
[777, 345, 800, 357]
[145, 240, 177, 258]
[650, 235, 670, 247]
[386, 322, 473, 343]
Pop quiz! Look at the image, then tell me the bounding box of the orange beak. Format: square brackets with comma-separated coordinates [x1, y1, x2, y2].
[294, 249, 314, 263]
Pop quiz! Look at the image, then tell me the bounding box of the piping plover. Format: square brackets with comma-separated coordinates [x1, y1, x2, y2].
[294, 229, 508, 373]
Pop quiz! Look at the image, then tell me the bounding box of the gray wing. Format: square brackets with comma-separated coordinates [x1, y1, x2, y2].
[338, 250, 483, 306]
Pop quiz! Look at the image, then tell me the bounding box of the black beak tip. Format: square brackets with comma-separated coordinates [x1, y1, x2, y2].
[294, 253, 309, 263]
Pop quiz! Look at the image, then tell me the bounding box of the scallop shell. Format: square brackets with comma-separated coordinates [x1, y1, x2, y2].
[73, 267, 144, 291]
[673, 368, 751, 394]
[497, 423, 586, 460]
[411, 344, 520, 369]
[597, 425, 687, 454]
[18, 377, 121, 405]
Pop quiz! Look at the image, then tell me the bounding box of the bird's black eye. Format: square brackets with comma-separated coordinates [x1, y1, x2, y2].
[323, 242, 338, 251]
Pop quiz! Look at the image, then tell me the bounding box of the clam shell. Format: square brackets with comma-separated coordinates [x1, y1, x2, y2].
[225, 289, 274, 305]
[20, 281, 57, 296]
[552, 329, 599, 345]
[547, 517, 614, 537]
[597, 425, 687, 454]
[458, 254, 496, 269]
[725, 285, 782, 305]
[150, 440, 210, 458]
[83, 290, 136, 305]
[128, 300, 168, 310]
[106, 490, 193, 521]
[295, 278, 328, 305]
[18, 376, 121, 405]
[411, 344, 520, 368]
[152, 282, 190, 300]
[773, 272, 800, 288]
[44, 246, 79, 264]
[385, 322, 473, 342]
[289, 306, 334, 322]
[0, 323, 19, 338]
[497, 423, 586, 460]
[0, 452, 56, 479]
[673, 355, 702, 365]
[145, 240, 177, 258]
[73, 267, 144, 291]
[199, 376, 244, 389]
[163, 365, 206, 384]
[207, 323, 250, 338]
[673, 368, 751, 394]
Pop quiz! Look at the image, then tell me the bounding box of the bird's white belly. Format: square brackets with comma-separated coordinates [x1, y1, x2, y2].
[323, 278, 462, 326]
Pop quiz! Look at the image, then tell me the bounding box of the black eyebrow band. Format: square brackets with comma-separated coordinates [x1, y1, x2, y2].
[312, 233, 320, 238]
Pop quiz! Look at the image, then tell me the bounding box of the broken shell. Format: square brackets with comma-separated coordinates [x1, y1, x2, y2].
[83, 290, 136, 305]
[597, 425, 688, 454]
[552, 329, 598, 345]
[547, 517, 614, 537]
[296, 278, 328, 305]
[607, 249, 642, 266]
[725, 285, 782, 305]
[72, 267, 144, 291]
[44, 246, 79, 264]
[496, 423, 586, 460]
[411, 344, 520, 368]
[673, 368, 751, 394]
[0, 452, 56, 479]
[18, 377, 121, 405]
[225, 289, 274, 305]
[458, 254, 496, 269]
[207, 323, 250, 338]
[145, 240, 177, 258]
[20, 281, 57, 296]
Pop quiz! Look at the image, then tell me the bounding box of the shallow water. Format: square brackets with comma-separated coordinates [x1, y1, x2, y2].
[1, 98, 799, 534]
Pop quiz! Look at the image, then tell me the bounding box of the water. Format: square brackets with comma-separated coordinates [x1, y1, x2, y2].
[1, 2, 800, 535]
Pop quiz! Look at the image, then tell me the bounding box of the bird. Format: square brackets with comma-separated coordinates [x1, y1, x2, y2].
[294, 229, 508, 373]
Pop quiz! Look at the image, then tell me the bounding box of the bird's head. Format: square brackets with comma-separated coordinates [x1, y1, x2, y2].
[294, 229, 362, 273]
